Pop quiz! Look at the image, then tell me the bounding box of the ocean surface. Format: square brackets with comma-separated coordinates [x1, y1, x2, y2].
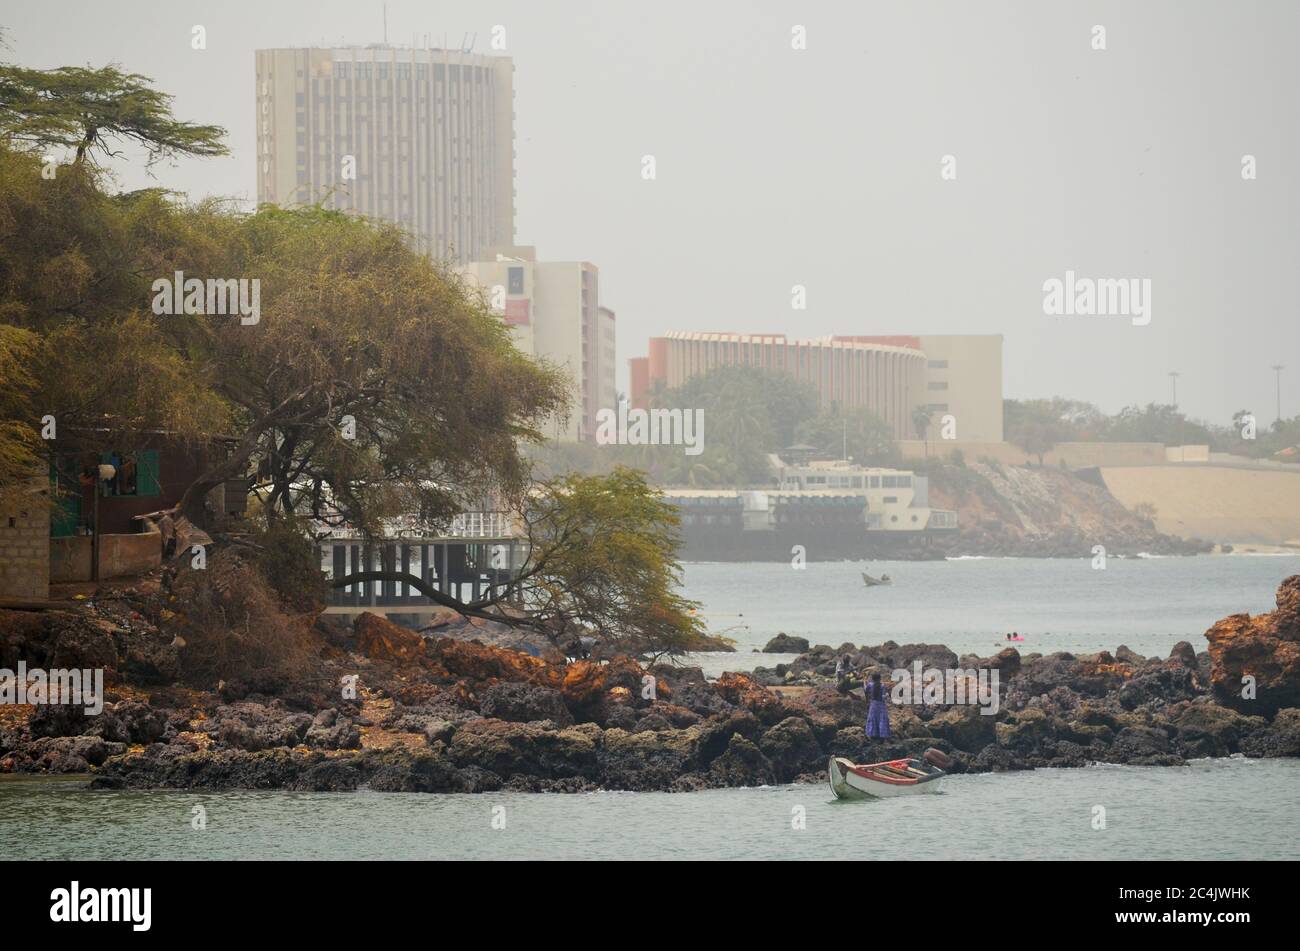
[679, 553, 1300, 676]
[3, 757, 1294, 860]
[5, 555, 1299, 861]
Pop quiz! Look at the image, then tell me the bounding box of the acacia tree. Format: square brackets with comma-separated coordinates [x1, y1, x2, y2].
[0, 60, 231, 499]
[0, 144, 231, 505]
[335, 467, 708, 658]
[168, 204, 571, 533]
[0, 64, 227, 166]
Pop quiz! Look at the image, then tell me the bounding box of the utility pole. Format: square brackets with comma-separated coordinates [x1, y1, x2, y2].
[1169, 371, 1183, 459]
[1272, 364, 1285, 427]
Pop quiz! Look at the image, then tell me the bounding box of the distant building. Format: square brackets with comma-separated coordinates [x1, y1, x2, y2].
[597, 306, 617, 429]
[462, 247, 615, 442]
[661, 458, 956, 561]
[914, 334, 1004, 443]
[772, 458, 957, 532]
[628, 332, 1003, 442]
[254, 45, 515, 264]
[0, 435, 244, 600]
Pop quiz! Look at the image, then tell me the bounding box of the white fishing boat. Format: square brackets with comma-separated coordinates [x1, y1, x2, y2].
[827, 749, 949, 799]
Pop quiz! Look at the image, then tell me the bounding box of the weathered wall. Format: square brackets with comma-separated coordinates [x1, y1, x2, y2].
[48, 532, 159, 583]
[99, 533, 161, 580]
[0, 493, 49, 601]
[1100, 465, 1300, 545]
[49, 536, 92, 584]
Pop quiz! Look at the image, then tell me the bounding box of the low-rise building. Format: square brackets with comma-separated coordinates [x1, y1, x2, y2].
[660, 460, 955, 561]
[628, 331, 1004, 442]
[462, 246, 616, 442]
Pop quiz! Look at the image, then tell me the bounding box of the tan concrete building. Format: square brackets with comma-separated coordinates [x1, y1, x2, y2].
[629, 331, 1003, 443]
[462, 248, 616, 442]
[255, 46, 515, 264]
[597, 306, 617, 425]
[629, 333, 925, 440]
[915, 335, 1004, 442]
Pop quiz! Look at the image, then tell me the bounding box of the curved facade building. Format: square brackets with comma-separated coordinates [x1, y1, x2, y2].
[636, 332, 929, 439]
[255, 46, 515, 265]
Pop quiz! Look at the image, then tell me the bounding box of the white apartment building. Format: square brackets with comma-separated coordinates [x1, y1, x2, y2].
[462, 247, 617, 442]
[254, 45, 515, 264]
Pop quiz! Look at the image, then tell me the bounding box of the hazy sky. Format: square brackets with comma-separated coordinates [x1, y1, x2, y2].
[6, 1, 1298, 426]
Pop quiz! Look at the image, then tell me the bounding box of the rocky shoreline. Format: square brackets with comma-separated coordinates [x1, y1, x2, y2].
[3, 578, 1299, 794]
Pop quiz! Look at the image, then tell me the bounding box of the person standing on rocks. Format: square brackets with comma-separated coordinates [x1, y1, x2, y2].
[865, 672, 890, 740]
[835, 654, 853, 693]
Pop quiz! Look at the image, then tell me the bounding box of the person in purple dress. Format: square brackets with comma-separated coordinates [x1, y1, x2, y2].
[865, 671, 890, 740]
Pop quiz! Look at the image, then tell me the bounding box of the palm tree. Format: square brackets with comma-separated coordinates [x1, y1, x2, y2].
[912, 406, 933, 458]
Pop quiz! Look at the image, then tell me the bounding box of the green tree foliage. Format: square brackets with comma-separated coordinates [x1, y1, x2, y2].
[167, 203, 571, 534]
[0, 147, 231, 500]
[514, 468, 706, 657]
[642, 366, 820, 485]
[0, 61, 703, 660]
[334, 468, 707, 659]
[0, 323, 41, 503]
[0, 64, 227, 166]
[1004, 397, 1220, 451]
[0, 131, 570, 530]
[1103, 403, 1215, 446]
[1005, 400, 1066, 465]
[795, 406, 896, 466]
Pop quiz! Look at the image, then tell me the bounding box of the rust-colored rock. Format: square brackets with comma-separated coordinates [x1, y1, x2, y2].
[426, 636, 561, 688]
[561, 655, 648, 717]
[714, 671, 790, 725]
[1206, 575, 1300, 716]
[353, 612, 425, 663]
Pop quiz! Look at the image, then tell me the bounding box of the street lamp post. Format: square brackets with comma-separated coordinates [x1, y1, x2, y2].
[1272, 364, 1285, 428]
[1169, 372, 1183, 460]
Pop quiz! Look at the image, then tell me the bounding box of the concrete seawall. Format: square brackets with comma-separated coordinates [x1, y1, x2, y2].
[1099, 465, 1300, 546]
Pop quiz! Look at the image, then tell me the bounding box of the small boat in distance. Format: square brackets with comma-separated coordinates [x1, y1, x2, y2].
[862, 572, 893, 587]
[828, 749, 950, 799]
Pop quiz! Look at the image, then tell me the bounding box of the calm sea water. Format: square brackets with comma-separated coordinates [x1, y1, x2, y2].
[2, 757, 1294, 860]
[679, 554, 1300, 675]
[4, 556, 1298, 860]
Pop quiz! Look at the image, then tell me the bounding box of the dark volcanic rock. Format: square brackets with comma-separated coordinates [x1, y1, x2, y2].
[200, 702, 313, 752]
[1169, 641, 1199, 668]
[708, 733, 776, 788]
[303, 709, 361, 750]
[758, 716, 823, 781]
[763, 633, 810, 653]
[1114, 645, 1146, 666]
[89, 701, 169, 745]
[5, 579, 1297, 794]
[1240, 708, 1300, 758]
[1118, 666, 1201, 711]
[447, 719, 601, 781]
[1170, 702, 1264, 758]
[928, 705, 998, 753]
[479, 681, 573, 726]
[1109, 725, 1182, 765]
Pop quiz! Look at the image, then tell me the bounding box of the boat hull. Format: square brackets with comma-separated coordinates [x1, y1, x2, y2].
[827, 756, 945, 800]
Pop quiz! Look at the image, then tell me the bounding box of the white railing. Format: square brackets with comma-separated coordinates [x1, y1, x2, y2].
[446, 511, 514, 538]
